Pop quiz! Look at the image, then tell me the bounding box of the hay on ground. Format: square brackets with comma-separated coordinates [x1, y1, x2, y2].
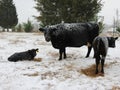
[34, 58, 42, 62]
[81, 61, 118, 78]
[23, 72, 39, 77]
[112, 86, 120, 90]
[81, 64, 105, 77]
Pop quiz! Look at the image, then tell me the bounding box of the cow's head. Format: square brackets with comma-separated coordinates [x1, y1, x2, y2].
[39, 26, 57, 42]
[28, 48, 39, 57]
[107, 37, 118, 47]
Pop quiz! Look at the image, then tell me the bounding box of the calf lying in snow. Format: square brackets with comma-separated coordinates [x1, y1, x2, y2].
[93, 36, 118, 74]
[8, 49, 39, 62]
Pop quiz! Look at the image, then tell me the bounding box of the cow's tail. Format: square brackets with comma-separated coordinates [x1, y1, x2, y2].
[88, 23, 99, 45]
[93, 37, 100, 58]
[94, 24, 99, 36]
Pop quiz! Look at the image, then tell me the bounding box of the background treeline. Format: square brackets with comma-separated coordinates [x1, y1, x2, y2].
[13, 20, 39, 32]
[0, 0, 39, 32]
[0, 20, 39, 32]
[34, 0, 103, 26]
[13, 20, 34, 32]
[0, 0, 18, 31]
[0, 0, 114, 33]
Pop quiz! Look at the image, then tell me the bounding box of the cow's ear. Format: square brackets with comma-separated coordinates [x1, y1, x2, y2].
[39, 28, 45, 32]
[115, 37, 118, 40]
[36, 48, 39, 52]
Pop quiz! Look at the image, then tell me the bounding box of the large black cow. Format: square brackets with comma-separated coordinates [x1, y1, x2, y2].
[39, 23, 99, 60]
[93, 36, 118, 74]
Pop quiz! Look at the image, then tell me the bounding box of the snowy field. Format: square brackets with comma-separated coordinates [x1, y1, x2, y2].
[0, 32, 120, 90]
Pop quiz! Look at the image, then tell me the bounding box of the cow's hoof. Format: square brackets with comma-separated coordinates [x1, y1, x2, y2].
[58, 58, 62, 61]
[64, 56, 67, 59]
[95, 71, 98, 74]
[101, 71, 104, 74]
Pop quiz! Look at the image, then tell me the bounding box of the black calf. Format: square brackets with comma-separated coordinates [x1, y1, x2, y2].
[8, 49, 39, 62]
[93, 36, 118, 74]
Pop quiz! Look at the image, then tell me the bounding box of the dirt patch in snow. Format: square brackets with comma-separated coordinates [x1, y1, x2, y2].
[81, 61, 118, 78]
[23, 72, 39, 77]
[9, 39, 26, 44]
[81, 64, 104, 77]
[112, 86, 120, 90]
[34, 58, 42, 62]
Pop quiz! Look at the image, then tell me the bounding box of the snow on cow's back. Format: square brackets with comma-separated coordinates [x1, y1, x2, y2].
[63, 23, 86, 31]
[46, 23, 89, 31]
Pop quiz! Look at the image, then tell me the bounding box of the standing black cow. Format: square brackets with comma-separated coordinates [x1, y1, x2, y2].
[93, 36, 118, 74]
[39, 23, 99, 60]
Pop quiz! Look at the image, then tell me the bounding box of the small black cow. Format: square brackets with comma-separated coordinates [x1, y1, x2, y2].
[39, 23, 99, 60]
[93, 36, 118, 74]
[8, 49, 39, 62]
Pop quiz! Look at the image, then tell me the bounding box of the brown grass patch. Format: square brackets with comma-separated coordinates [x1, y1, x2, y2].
[106, 61, 118, 68]
[9, 39, 26, 44]
[41, 71, 58, 80]
[81, 61, 118, 78]
[34, 58, 42, 62]
[81, 64, 104, 78]
[112, 86, 120, 90]
[23, 72, 39, 77]
[48, 52, 59, 58]
[66, 65, 74, 70]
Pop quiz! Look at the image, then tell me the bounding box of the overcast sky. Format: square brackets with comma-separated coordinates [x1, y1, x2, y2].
[13, 0, 120, 25]
[99, 0, 120, 25]
[13, 0, 39, 23]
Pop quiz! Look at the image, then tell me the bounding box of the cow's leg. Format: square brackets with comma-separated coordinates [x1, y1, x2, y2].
[101, 56, 105, 74]
[59, 48, 65, 60]
[63, 48, 67, 59]
[95, 55, 100, 74]
[86, 46, 92, 58]
[59, 49, 63, 60]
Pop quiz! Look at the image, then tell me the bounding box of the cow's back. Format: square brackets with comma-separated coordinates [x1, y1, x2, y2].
[93, 37, 108, 57]
[51, 23, 99, 48]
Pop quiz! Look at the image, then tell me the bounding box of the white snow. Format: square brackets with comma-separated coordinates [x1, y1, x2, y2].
[0, 32, 120, 90]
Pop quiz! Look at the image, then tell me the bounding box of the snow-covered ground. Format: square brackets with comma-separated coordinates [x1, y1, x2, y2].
[0, 32, 120, 90]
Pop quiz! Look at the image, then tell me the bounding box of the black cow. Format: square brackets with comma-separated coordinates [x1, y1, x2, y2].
[93, 36, 118, 74]
[8, 49, 39, 62]
[39, 23, 99, 60]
